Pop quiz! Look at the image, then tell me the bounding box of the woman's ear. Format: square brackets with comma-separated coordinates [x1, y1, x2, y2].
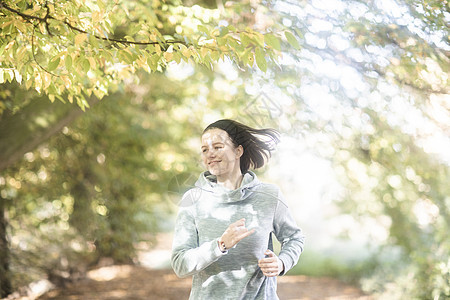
[236, 145, 244, 158]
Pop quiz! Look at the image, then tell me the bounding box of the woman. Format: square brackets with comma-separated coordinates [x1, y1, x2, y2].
[171, 119, 304, 300]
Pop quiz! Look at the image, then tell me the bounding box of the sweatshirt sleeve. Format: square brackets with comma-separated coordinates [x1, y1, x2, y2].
[171, 193, 226, 278]
[273, 189, 305, 275]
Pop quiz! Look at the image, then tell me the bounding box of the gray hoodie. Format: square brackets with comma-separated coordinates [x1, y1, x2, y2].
[171, 171, 305, 300]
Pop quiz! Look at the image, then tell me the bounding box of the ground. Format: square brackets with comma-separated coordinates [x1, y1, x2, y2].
[32, 233, 373, 300]
[36, 265, 372, 300]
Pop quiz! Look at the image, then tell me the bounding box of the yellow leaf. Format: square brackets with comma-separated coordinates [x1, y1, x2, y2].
[6, 69, 14, 82]
[188, 46, 198, 58]
[92, 11, 101, 23]
[38, 23, 46, 34]
[182, 48, 191, 58]
[200, 47, 209, 58]
[61, 76, 71, 88]
[48, 3, 55, 14]
[88, 57, 96, 69]
[35, 73, 42, 93]
[43, 72, 52, 89]
[4, 41, 15, 51]
[163, 52, 173, 61]
[25, 78, 32, 89]
[75, 34, 87, 45]
[1, 21, 13, 29]
[14, 70, 22, 84]
[155, 44, 161, 54]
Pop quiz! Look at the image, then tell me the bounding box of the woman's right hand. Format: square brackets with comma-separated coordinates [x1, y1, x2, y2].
[219, 218, 255, 251]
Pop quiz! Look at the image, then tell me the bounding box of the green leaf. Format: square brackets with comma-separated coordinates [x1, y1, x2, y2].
[217, 37, 226, 46]
[253, 33, 265, 47]
[240, 32, 252, 47]
[147, 54, 160, 71]
[285, 31, 300, 50]
[265, 33, 281, 51]
[173, 52, 181, 64]
[219, 26, 229, 37]
[198, 25, 209, 34]
[4, 69, 13, 82]
[65, 55, 72, 70]
[210, 50, 219, 61]
[0, 43, 7, 57]
[255, 48, 267, 72]
[89, 34, 99, 49]
[82, 59, 90, 72]
[48, 57, 60, 71]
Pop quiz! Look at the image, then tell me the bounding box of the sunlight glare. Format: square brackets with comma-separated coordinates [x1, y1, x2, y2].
[311, 0, 344, 13]
[166, 62, 195, 81]
[88, 265, 134, 281]
[310, 19, 333, 32]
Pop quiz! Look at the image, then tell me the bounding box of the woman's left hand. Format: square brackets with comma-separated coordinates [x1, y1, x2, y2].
[258, 250, 284, 277]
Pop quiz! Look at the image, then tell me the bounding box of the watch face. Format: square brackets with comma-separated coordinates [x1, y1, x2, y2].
[219, 240, 227, 252]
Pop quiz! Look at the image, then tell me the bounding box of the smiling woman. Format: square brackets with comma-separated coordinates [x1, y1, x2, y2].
[171, 119, 305, 300]
[200, 128, 243, 189]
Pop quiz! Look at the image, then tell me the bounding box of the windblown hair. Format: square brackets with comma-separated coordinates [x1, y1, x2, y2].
[203, 119, 280, 174]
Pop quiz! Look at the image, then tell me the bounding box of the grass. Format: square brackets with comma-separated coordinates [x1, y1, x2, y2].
[285, 249, 377, 284]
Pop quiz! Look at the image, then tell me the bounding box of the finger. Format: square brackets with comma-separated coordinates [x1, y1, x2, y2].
[233, 218, 246, 226]
[236, 228, 255, 242]
[262, 270, 278, 277]
[265, 249, 275, 257]
[259, 254, 276, 264]
[258, 259, 276, 266]
[261, 265, 278, 271]
[258, 261, 277, 268]
[259, 259, 279, 268]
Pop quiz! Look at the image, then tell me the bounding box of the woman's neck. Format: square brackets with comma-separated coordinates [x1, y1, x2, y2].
[216, 171, 244, 190]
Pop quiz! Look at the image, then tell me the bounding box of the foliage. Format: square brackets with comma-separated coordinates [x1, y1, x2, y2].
[272, 0, 449, 298]
[0, 0, 297, 110]
[1, 61, 269, 292]
[0, 0, 449, 299]
[0, 0, 298, 296]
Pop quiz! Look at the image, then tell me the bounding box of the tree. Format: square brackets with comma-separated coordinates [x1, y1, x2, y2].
[271, 0, 449, 298]
[0, 0, 287, 108]
[1, 0, 449, 298]
[1, 63, 267, 296]
[0, 0, 299, 172]
[0, 0, 299, 296]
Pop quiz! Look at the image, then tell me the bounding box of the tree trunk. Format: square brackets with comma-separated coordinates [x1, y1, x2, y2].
[0, 197, 12, 298]
[0, 96, 85, 172]
[0, 83, 100, 173]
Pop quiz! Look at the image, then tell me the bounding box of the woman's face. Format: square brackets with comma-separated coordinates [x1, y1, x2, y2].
[201, 128, 242, 178]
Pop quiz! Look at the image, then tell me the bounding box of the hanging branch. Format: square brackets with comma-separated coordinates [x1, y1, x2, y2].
[0, 1, 188, 47]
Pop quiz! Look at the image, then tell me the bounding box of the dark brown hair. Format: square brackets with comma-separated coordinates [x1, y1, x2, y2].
[203, 119, 280, 174]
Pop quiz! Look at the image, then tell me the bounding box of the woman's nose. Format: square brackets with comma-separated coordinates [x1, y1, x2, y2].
[208, 149, 217, 157]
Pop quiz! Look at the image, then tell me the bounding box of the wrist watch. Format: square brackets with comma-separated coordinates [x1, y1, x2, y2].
[218, 239, 227, 253]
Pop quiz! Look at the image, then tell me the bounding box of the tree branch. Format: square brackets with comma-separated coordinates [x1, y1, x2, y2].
[31, 25, 59, 77]
[0, 95, 99, 172]
[0, 1, 188, 47]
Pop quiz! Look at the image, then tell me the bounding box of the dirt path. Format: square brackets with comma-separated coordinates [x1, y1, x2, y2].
[36, 233, 372, 300]
[36, 265, 372, 300]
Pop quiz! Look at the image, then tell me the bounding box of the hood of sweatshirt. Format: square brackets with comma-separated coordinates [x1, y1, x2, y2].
[194, 171, 261, 203]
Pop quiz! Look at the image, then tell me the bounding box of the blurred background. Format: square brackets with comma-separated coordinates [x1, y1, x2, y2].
[0, 0, 448, 299]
